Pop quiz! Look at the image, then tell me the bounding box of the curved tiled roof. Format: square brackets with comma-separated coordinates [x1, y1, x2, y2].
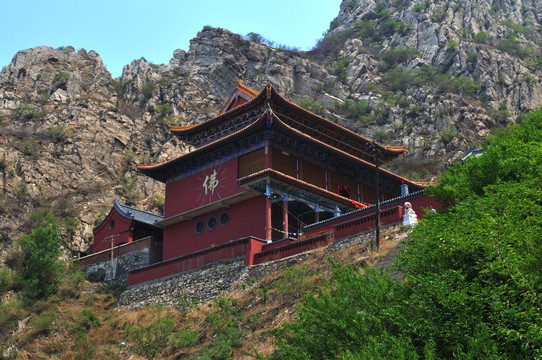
[267, 86, 406, 157]
[169, 85, 267, 136]
[113, 199, 163, 224]
[138, 82, 411, 183]
[136, 111, 267, 181]
[270, 113, 420, 188]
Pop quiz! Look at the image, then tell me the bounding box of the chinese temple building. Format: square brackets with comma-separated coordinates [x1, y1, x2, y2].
[91, 199, 163, 253]
[115, 80, 436, 286]
[78, 200, 163, 283]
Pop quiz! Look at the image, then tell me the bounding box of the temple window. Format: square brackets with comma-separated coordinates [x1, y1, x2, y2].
[219, 211, 231, 227]
[207, 216, 218, 231]
[195, 219, 205, 234]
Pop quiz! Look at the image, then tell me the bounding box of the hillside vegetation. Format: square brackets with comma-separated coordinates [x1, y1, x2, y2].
[268, 108, 542, 359]
[1, 108, 541, 358]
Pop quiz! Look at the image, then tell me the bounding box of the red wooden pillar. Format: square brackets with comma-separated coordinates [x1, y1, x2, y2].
[265, 183, 272, 242]
[283, 193, 289, 238]
[264, 143, 272, 242]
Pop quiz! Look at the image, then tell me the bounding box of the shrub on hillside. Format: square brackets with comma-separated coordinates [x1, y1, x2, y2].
[18, 225, 63, 302]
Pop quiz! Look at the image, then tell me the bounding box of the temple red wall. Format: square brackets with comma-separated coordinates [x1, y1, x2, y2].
[407, 195, 442, 214]
[162, 196, 267, 260]
[91, 210, 133, 253]
[164, 158, 245, 218]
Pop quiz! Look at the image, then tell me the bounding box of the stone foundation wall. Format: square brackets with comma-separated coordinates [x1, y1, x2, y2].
[118, 229, 379, 310]
[85, 246, 156, 285]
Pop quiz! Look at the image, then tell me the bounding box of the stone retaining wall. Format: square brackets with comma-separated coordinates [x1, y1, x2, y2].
[85, 246, 159, 285]
[118, 229, 380, 310]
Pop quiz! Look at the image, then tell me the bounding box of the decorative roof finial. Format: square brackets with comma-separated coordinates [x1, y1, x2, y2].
[266, 80, 272, 101]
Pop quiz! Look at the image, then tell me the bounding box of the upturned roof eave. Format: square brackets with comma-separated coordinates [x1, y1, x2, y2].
[267, 87, 407, 158]
[168, 86, 267, 137]
[168, 83, 406, 159]
[270, 114, 420, 189]
[136, 112, 267, 182]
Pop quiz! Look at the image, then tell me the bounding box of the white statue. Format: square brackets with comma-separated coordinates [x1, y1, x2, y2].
[403, 202, 418, 227]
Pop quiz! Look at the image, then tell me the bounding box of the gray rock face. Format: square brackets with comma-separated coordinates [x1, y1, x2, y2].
[1, 0, 541, 252]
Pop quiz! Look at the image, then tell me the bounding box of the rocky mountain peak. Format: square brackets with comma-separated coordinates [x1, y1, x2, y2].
[1, 0, 542, 252]
[1, 46, 111, 104]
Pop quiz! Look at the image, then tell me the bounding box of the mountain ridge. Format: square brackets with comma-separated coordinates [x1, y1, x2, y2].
[1, 0, 541, 252]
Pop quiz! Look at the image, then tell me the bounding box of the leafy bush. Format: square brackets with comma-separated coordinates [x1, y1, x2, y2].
[382, 67, 426, 91]
[154, 194, 165, 213]
[297, 99, 326, 115]
[15, 102, 45, 120]
[373, 129, 388, 142]
[380, 47, 417, 70]
[274, 265, 318, 299]
[382, 19, 410, 35]
[467, 51, 478, 63]
[341, 99, 371, 120]
[201, 297, 245, 359]
[18, 225, 63, 302]
[120, 174, 140, 206]
[53, 71, 70, 83]
[49, 124, 74, 142]
[497, 35, 533, 59]
[353, 20, 379, 41]
[431, 7, 447, 22]
[163, 115, 183, 126]
[437, 128, 458, 143]
[330, 58, 351, 82]
[141, 82, 156, 99]
[29, 311, 56, 336]
[374, 1, 391, 18]
[382, 65, 479, 95]
[246, 32, 267, 44]
[0, 267, 15, 293]
[345, 0, 357, 9]
[110, 79, 126, 97]
[473, 31, 489, 43]
[489, 103, 511, 124]
[58, 264, 86, 299]
[72, 307, 101, 343]
[413, 3, 425, 12]
[154, 103, 171, 116]
[20, 140, 40, 156]
[0, 298, 25, 335]
[271, 264, 418, 359]
[447, 40, 460, 49]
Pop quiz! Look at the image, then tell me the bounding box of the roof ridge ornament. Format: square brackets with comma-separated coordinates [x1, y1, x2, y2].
[266, 80, 271, 100]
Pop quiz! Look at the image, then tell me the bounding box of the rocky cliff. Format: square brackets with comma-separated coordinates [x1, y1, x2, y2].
[1, 0, 541, 252]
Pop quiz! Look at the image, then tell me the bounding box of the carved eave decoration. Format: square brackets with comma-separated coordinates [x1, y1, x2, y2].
[168, 82, 406, 163]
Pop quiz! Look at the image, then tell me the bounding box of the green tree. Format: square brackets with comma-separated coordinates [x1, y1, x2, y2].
[18, 225, 63, 302]
[271, 264, 418, 359]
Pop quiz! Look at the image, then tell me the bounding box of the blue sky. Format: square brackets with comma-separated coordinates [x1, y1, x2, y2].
[1, 0, 342, 78]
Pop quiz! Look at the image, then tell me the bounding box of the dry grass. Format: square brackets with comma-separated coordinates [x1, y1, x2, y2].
[7, 226, 409, 359]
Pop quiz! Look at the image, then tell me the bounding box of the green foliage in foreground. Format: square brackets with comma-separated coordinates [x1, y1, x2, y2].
[18, 225, 63, 302]
[269, 109, 542, 359]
